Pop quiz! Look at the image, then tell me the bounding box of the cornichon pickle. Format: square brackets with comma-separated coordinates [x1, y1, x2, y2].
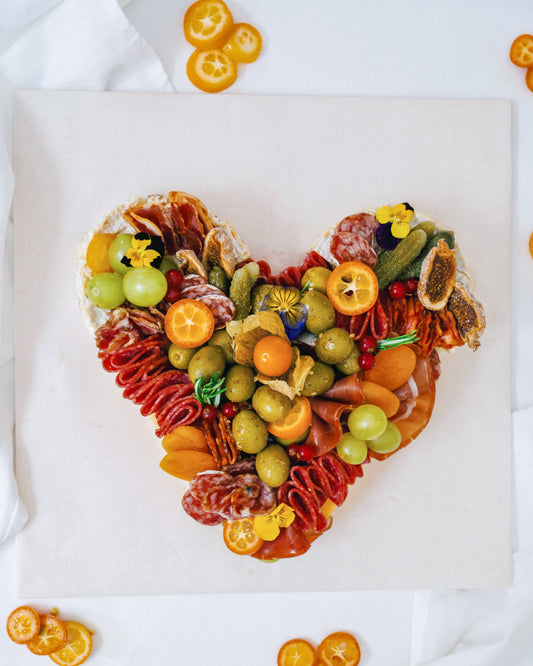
[251, 284, 273, 313]
[373, 229, 428, 290]
[398, 230, 455, 280]
[229, 262, 259, 320]
[411, 220, 436, 237]
[208, 265, 229, 294]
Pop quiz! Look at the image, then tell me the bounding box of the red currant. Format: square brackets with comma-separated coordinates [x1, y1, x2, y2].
[166, 269, 184, 289]
[287, 443, 300, 458]
[358, 334, 377, 354]
[297, 444, 315, 462]
[403, 278, 418, 294]
[358, 352, 376, 371]
[165, 286, 181, 303]
[201, 405, 218, 421]
[388, 281, 408, 300]
[221, 402, 240, 419]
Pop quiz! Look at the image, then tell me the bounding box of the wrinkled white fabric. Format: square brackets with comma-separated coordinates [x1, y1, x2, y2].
[411, 406, 533, 666]
[0, 0, 172, 545]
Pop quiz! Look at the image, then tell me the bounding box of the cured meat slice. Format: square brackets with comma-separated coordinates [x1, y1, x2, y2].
[330, 231, 378, 267]
[337, 213, 378, 245]
[322, 374, 364, 404]
[314, 453, 349, 505]
[182, 490, 225, 526]
[304, 399, 355, 457]
[180, 274, 236, 328]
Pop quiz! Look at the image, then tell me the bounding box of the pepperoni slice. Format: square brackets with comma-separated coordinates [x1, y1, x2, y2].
[330, 231, 378, 267]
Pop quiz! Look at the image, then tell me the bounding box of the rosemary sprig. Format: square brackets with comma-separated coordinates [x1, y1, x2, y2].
[193, 371, 226, 407]
[300, 280, 311, 295]
[376, 331, 419, 351]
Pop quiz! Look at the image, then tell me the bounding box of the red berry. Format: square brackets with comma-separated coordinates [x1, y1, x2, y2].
[358, 352, 375, 370]
[166, 269, 184, 288]
[221, 402, 240, 419]
[202, 405, 218, 421]
[297, 444, 315, 462]
[358, 334, 377, 354]
[165, 286, 181, 303]
[403, 278, 418, 294]
[287, 443, 300, 458]
[388, 281, 408, 300]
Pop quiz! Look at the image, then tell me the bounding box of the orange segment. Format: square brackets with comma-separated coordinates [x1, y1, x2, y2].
[49, 621, 93, 666]
[6, 606, 40, 644]
[327, 261, 378, 316]
[26, 614, 68, 656]
[223, 517, 264, 555]
[277, 638, 317, 666]
[317, 631, 361, 666]
[183, 0, 234, 49]
[267, 396, 313, 440]
[85, 233, 116, 274]
[164, 298, 215, 347]
[510, 34, 533, 68]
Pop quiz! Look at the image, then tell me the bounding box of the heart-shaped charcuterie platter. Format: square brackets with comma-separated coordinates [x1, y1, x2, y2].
[77, 191, 485, 561]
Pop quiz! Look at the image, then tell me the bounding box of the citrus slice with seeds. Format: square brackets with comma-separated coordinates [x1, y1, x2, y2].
[186, 48, 238, 93]
[26, 614, 68, 656]
[223, 23, 263, 64]
[183, 0, 233, 49]
[316, 631, 361, 666]
[267, 396, 313, 440]
[223, 517, 264, 555]
[277, 638, 317, 666]
[49, 621, 93, 666]
[510, 34, 533, 68]
[6, 606, 40, 644]
[164, 298, 215, 347]
[327, 261, 379, 316]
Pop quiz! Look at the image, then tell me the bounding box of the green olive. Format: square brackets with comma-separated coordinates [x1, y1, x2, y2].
[300, 290, 336, 334]
[232, 410, 268, 454]
[335, 347, 361, 375]
[301, 267, 332, 293]
[301, 361, 335, 397]
[224, 365, 256, 403]
[251, 385, 292, 423]
[187, 346, 226, 382]
[255, 444, 290, 487]
[251, 284, 273, 313]
[207, 329, 234, 363]
[168, 343, 198, 370]
[315, 327, 354, 365]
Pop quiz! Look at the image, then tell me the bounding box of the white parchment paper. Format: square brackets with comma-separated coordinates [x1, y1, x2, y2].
[13, 91, 511, 596]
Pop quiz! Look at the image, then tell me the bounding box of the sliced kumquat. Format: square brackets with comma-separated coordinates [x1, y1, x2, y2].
[26, 614, 68, 656]
[164, 298, 215, 347]
[277, 638, 317, 666]
[510, 34, 533, 68]
[186, 48, 238, 93]
[6, 606, 40, 644]
[223, 517, 264, 555]
[183, 0, 233, 49]
[85, 233, 116, 274]
[526, 67, 533, 93]
[316, 631, 361, 666]
[253, 335, 293, 377]
[223, 23, 263, 63]
[49, 621, 93, 666]
[326, 261, 379, 316]
[267, 396, 313, 440]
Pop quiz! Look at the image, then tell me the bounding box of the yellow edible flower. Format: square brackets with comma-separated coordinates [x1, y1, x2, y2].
[253, 503, 295, 541]
[125, 236, 161, 268]
[376, 203, 414, 239]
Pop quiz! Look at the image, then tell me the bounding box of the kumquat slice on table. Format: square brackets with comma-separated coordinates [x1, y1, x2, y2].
[183, 0, 234, 49]
[26, 614, 68, 656]
[223, 517, 264, 555]
[164, 298, 215, 347]
[6, 606, 40, 644]
[509, 34, 533, 68]
[326, 260, 379, 316]
[316, 631, 361, 666]
[277, 638, 317, 666]
[222, 22, 263, 63]
[49, 621, 93, 666]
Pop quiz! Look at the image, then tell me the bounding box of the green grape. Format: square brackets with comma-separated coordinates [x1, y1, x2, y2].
[108, 233, 133, 275]
[348, 404, 387, 440]
[159, 256, 178, 274]
[86, 272, 125, 309]
[336, 432, 368, 465]
[122, 267, 167, 307]
[366, 421, 401, 454]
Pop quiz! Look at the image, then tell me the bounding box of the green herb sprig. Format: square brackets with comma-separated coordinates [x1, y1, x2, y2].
[193, 371, 226, 406]
[376, 331, 419, 351]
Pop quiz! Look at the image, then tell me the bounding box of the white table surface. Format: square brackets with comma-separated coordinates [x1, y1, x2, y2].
[2, 1, 532, 664]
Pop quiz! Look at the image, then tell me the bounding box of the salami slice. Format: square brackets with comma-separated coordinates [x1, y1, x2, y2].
[337, 213, 378, 245]
[181, 490, 225, 526]
[330, 231, 378, 267]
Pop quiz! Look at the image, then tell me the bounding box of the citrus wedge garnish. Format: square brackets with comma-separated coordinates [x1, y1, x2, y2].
[49, 621, 93, 666]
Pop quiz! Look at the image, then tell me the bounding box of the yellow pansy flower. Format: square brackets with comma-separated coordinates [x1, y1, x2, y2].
[253, 503, 295, 541]
[125, 236, 161, 268]
[376, 203, 414, 239]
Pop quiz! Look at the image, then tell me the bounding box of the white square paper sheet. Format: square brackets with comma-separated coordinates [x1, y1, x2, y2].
[14, 91, 512, 596]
